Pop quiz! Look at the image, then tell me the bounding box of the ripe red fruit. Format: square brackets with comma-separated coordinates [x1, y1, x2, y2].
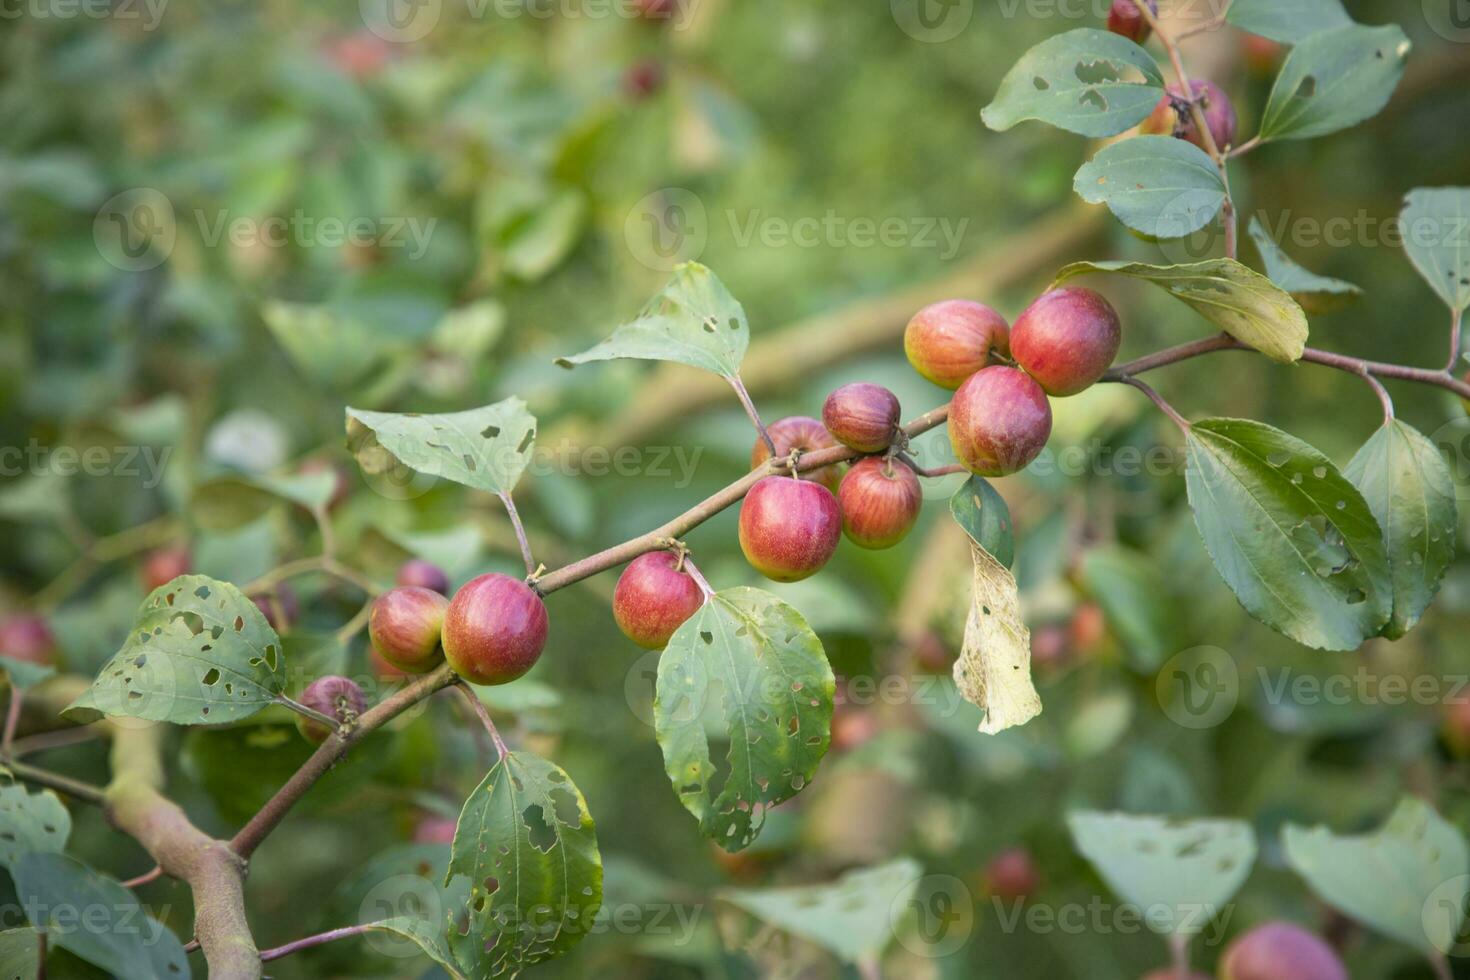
[1141, 79, 1238, 152]
[982, 848, 1041, 900]
[1141, 971, 1210, 980]
[904, 300, 1010, 390]
[624, 60, 664, 100]
[295, 675, 366, 745]
[613, 552, 705, 649]
[738, 476, 842, 583]
[141, 547, 191, 592]
[949, 366, 1053, 477]
[1444, 697, 1470, 757]
[413, 815, 457, 845]
[442, 574, 549, 686]
[369, 586, 449, 674]
[1070, 602, 1107, 653]
[397, 559, 451, 596]
[913, 631, 953, 673]
[0, 615, 55, 665]
[830, 706, 880, 752]
[1220, 922, 1348, 980]
[1106, 0, 1156, 44]
[1011, 287, 1122, 397]
[252, 586, 300, 632]
[1243, 34, 1284, 77]
[839, 458, 922, 550]
[822, 383, 902, 454]
[751, 416, 844, 493]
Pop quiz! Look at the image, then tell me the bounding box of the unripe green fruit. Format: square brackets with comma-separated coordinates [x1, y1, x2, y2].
[613, 551, 705, 649]
[1220, 922, 1347, 980]
[1011, 287, 1122, 397]
[839, 458, 922, 550]
[949, 366, 1053, 477]
[904, 300, 1010, 390]
[369, 586, 449, 674]
[296, 675, 366, 745]
[738, 476, 841, 583]
[1106, 0, 1156, 43]
[442, 573, 549, 686]
[822, 383, 901, 453]
[751, 416, 844, 493]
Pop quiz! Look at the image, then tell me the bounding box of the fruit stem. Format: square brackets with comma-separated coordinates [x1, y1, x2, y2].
[1167, 933, 1191, 980]
[455, 681, 509, 759]
[1429, 951, 1452, 980]
[1360, 370, 1395, 422]
[4, 759, 107, 806]
[498, 492, 537, 577]
[729, 374, 777, 458]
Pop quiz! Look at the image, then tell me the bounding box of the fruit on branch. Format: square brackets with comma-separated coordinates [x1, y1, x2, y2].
[838, 458, 923, 549]
[751, 416, 844, 493]
[613, 551, 705, 649]
[1106, 0, 1156, 44]
[251, 585, 300, 632]
[948, 366, 1053, 476]
[295, 675, 366, 745]
[397, 558, 451, 596]
[1070, 602, 1107, 653]
[141, 547, 191, 592]
[738, 476, 842, 582]
[1011, 287, 1122, 396]
[1220, 922, 1348, 980]
[1140, 79, 1238, 152]
[0, 615, 55, 665]
[443, 573, 549, 685]
[823, 383, 902, 454]
[369, 586, 449, 674]
[982, 848, 1041, 900]
[1443, 697, 1470, 757]
[904, 300, 1010, 390]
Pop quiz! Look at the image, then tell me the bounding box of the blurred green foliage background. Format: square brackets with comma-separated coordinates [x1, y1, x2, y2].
[4, 0, 1470, 976]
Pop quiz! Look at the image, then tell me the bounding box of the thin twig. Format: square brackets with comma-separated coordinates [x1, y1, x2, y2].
[455, 682, 508, 759]
[729, 375, 777, 457]
[311, 504, 337, 561]
[899, 453, 967, 479]
[259, 923, 377, 963]
[499, 492, 537, 578]
[1448, 307, 1464, 373]
[2, 687, 22, 759]
[6, 760, 107, 805]
[1226, 135, 1262, 160]
[1361, 370, 1395, 421]
[1123, 378, 1191, 430]
[274, 695, 341, 732]
[120, 866, 165, 889]
[8, 725, 104, 758]
[334, 600, 374, 645]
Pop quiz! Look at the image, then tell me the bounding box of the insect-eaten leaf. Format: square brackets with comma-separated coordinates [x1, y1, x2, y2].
[1248, 217, 1361, 314]
[0, 777, 71, 871]
[655, 588, 834, 852]
[65, 575, 285, 726]
[447, 751, 602, 978]
[1074, 137, 1226, 240]
[953, 544, 1041, 734]
[1399, 188, 1470, 315]
[556, 262, 749, 378]
[1259, 24, 1411, 143]
[345, 397, 538, 496]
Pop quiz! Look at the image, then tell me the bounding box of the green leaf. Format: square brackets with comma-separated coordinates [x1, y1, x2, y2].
[447, 751, 602, 978]
[1399, 188, 1470, 314]
[949, 476, 1014, 568]
[346, 397, 538, 496]
[1345, 420, 1457, 639]
[556, 262, 749, 378]
[0, 778, 70, 870]
[0, 657, 55, 690]
[1260, 24, 1411, 142]
[719, 858, 921, 963]
[189, 470, 339, 530]
[1225, 0, 1351, 44]
[262, 300, 403, 389]
[1284, 797, 1469, 954]
[364, 918, 466, 979]
[981, 29, 1165, 138]
[1074, 137, 1226, 239]
[11, 852, 192, 980]
[1069, 812, 1256, 935]
[1248, 217, 1362, 313]
[66, 575, 286, 725]
[1055, 259, 1308, 363]
[1185, 419, 1390, 651]
[0, 929, 40, 979]
[655, 587, 834, 851]
[1078, 545, 1175, 672]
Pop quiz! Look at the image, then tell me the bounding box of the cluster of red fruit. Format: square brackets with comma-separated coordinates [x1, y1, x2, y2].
[1107, 0, 1238, 151]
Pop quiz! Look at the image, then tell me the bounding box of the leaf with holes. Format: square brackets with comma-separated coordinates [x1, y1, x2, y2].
[0, 928, 40, 979]
[0, 778, 70, 871]
[1248, 217, 1361, 313]
[719, 858, 922, 963]
[555, 262, 749, 378]
[1185, 419, 1391, 651]
[1400, 188, 1470, 314]
[446, 751, 602, 978]
[11, 852, 191, 980]
[1074, 137, 1225, 239]
[64, 575, 286, 726]
[1055, 259, 1308, 362]
[949, 476, 1014, 568]
[346, 398, 538, 496]
[1284, 797, 1469, 954]
[981, 29, 1165, 137]
[1069, 812, 1256, 935]
[1345, 420, 1457, 640]
[953, 544, 1041, 734]
[1225, 0, 1351, 44]
[655, 587, 834, 852]
[1260, 24, 1411, 142]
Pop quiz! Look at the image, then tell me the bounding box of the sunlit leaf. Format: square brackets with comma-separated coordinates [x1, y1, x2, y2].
[982, 29, 1165, 137]
[346, 398, 538, 496]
